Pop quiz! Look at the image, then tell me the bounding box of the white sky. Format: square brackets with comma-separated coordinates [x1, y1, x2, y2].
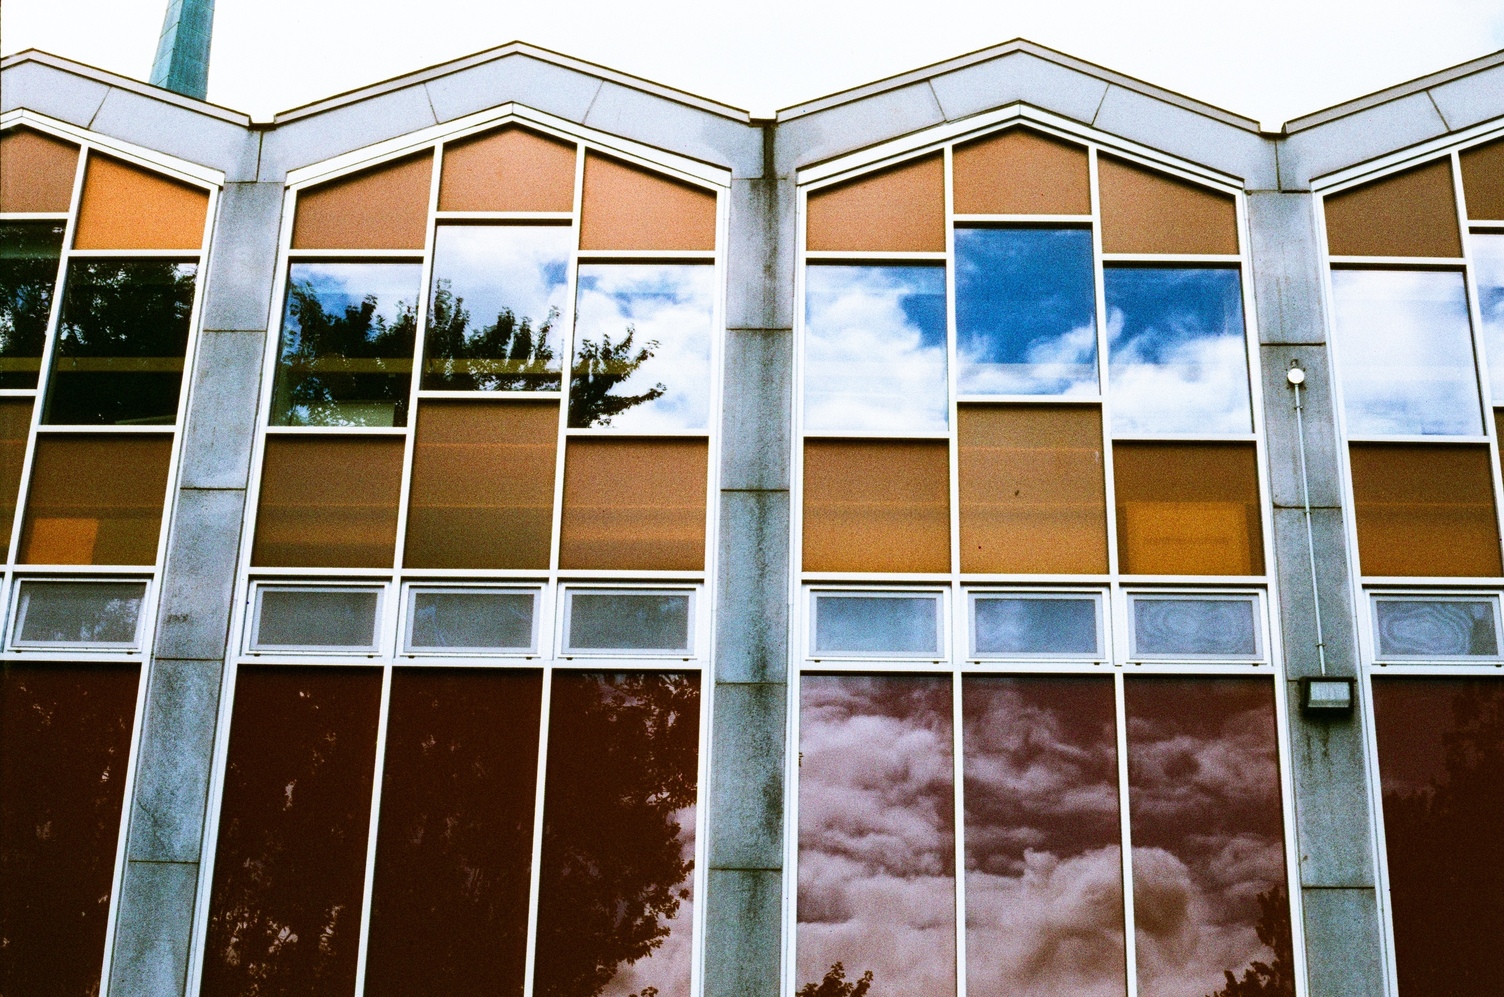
[3, 0, 1503, 126]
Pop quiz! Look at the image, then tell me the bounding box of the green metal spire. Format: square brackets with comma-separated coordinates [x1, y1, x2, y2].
[149, 0, 215, 100]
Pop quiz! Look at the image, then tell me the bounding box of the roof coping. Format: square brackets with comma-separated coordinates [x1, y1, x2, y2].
[1284, 47, 1504, 133]
[0, 48, 252, 126]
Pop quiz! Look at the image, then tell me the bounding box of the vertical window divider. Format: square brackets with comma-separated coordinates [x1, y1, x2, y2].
[1088, 145, 1121, 577]
[351, 662, 395, 997]
[948, 660, 969, 993]
[1113, 668, 1141, 997]
[944, 145, 962, 583]
[520, 664, 555, 997]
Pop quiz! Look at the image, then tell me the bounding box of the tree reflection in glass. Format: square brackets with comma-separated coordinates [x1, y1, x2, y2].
[955, 227, 1098, 396]
[804, 265, 948, 433]
[797, 674, 957, 997]
[423, 225, 571, 391]
[570, 265, 714, 431]
[270, 262, 421, 427]
[0, 222, 64, 389]
[1475, 235, 1504, 402]
[1104, 267, 1251, 434]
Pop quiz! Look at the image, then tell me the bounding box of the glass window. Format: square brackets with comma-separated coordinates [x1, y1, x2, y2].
[1330, 269, 1483, 436]
[19, 434, 173, 566]
[251, 587, 381, 652]
[802, 438, 951, 574]
[803, 264, 948, 433]
[565, 591, 692, 652]
[570, 264, 714, 430]
[1348, 443, 1502, 578]
[405, 588, 536, 652]
[270, 262, 421, 427]
[1104, 267, 1251, 434]
[1473, 234, 1504, 401]
[0, 222, 64, 389]
[812, 593, 941, 656]
[1373, 597, 1500, 658]
[971, 594, 1100, 656]
[558, 437, 709, 571]
[46, 259, 197, 425]
[11, 579, 146, 647]
[954, 227, 1097, 396]
[422, 225, 571, 391]
[1130, 595, 1260, 658]
[252, 435, 405, 570]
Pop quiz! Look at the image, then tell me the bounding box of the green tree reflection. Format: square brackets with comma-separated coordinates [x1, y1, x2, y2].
[798, 962, 875, 997]
[568, 326, 665, 428]
[423, 279, 559, 391]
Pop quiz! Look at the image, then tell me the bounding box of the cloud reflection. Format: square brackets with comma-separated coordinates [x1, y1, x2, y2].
[1471, 234, 1504, 403]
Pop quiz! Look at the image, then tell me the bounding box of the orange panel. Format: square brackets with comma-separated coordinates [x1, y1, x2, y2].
[0, 399, 33, 560]
[802, 439, 950, 573]
[578, 153, 716, 251]
[439, 126, 577, 213]
[404, 400, 559, 569]
[1350, 443, 1501, 577]
[1113, 442, 1264, 575]
[73, 154, 209, 250]
[1324, 159, 1462, 258]
[19, 434, 172, 565]
[291, 153, 433, 250]
[806, 154, 946, 253]
[1460, 139, 1504, 221]
[0, 128, 79, 213]
[952, 129, 1091, 216]
[959, 405, 1107, 573]
[252, 435, 405, 568]
[1097, 155, 1238, 255]
[558, 437, 707, 570]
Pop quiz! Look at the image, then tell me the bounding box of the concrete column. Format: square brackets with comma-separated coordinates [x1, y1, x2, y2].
[107, 173, 281, 996]
[1247, 190, 1387, 997]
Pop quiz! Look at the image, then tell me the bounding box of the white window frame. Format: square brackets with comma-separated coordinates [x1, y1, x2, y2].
[6, 575, 151, 651]
[805, 586, 949, 662]
[246, 581, 389, 655]
[559, 584, 700, 658]
[400, 582, 543, 656]
[1369, 591, 1504, 663]
[1125, 590, 1267, 663]
[966, 588, 1107, 662]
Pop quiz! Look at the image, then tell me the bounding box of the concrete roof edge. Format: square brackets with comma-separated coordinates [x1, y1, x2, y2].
[773, 38, 1261, 132]
[0, 48, 252, 126]
[1284, 47, 1504, 133]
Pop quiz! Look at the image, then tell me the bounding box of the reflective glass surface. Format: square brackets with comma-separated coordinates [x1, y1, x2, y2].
[813, 594, 940, 655]
[973, 596, 1099, 656]
[270, 262, 421, 427]
[253, 588, 380, 649]
[570, 264, 714, 430]
[955, 227, 1097, 396]
[407, 589, 536, 651]
[1330, 269, 1483, 436]
[1472, 234, 1504, 400]
[1131, 597, 1258, 657]
[804, 265, 948, 432]
[1374, 598, 1499, 657]
[567, 592, 691, 651]
[0, 222, 64, 389]
[13, 580, 145, 645]
[423, 225, 571, 391]
[1104, 267, 1251, 434]
[47, 259, 196, 424]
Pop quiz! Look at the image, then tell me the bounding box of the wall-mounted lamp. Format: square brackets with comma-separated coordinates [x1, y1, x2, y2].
[1299, 675, 1357, 715]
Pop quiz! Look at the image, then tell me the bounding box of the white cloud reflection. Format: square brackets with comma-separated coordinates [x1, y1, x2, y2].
[959, 321, 1099, 397]
[1470, 234, 1504, 404]
[429, 224, 572, 368]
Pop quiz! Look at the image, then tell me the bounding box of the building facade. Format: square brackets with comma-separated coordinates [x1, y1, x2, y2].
[0, 39, 1501, 997]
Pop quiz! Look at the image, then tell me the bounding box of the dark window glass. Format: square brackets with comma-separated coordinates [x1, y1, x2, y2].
[0, 662, 141, 996]
[46, 259, 196, 425]
[565, 592, 691, 651]
[407, 590, 536, 651]
[13, 580, 146, 645]
[0, 398, 33, 560]
[252, 588, 380, 650]
[812, 595, 940, 655]
[0, 222, 64, 389]
[202, 666, 383, 997]
[270, 262, 420, 427]
[534, 672, 701, 997]
[973, 596, 1099, 655]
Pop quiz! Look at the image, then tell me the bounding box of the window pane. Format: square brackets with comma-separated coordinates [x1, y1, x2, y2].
[579, 153, 717, 252]
[74, 154, 209, 251]
[804, 264, 948, 433]
[0, 128, 79, 213]
[1461, 138, 1504, 221]
[962, 676, 1126, 997]
[0, 662, 140, 996]
[1104, 267, 1250, 434]
[423, 225, 571, 391]
[14, 580, 146, 645]
[252, 435, 405, 568]
[955, 228, 1097, 395]
[201, 666, 382, 997]
[952, 129, 1091, 216]
[1371, 678, 1504, 997]
[1375, 598, 1500, 657]
[1124, 678, 1293, 997]
[1473, 234, 1504, 401]
[1097, 156, 1239, 256]
[291, 153, 432, 251]
[802, 439, 951, 574]
[47, 259, 197, 425]
[805, 155, 946, 254]
[797, 675, 956, 996]
[0, 398, 33, 559]
[1112, 442, 1265, 576]
[558, 438, 707, 571]
[813, 595, 939, 655]
[1348, 443, 1501, 577]
[1131, 597, 1259, 657]
[1330, 270, 1482, 436]
[1323, 160, 1462, 258]
[534, 672, 701, 997]
[567, 592, 691, 651]
[407, 590, 536, 651]
[365, 668, 543, 997]
[20, 434, 173, 565]
[439, 126, 577, 213]
[252, 588, 380, 650]
[0, 222, 64, 389]
[973, 596, 1099, 656]
[270, 262, 421, 427]
[570, 264, 714, 430]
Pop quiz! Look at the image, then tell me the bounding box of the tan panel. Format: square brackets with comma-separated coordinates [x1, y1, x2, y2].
[19, 434, 172, 565]
[438, 126, 578, 213]
[559, 437, 707, 570]
[252, 435, 405, 568]
[1324, 159, 1462, 258]
[1350, 443, 1501, 577]
[1113, 442, 1264, 575]
[291, 153, 433, 250]
[0, 400, 34, 560]
[404, 400, 559, 569]
[952, 129, 1092, 216]
[73, 154, 209, 250]
[0, 128, 80, 213]
[806, 154, 946, 253]
[1460, 139, 1504, 221]
[958, 405, 1107, 573]
[1097, 155, 1239, 255]
[802, 439, 950, 573]
[578, 153, 716, 251]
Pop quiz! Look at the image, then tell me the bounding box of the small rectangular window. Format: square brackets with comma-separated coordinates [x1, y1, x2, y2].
[250, 586, 382, 652]
[405, 588, 537, 653]
[812, 592, 942, 657]
[1129, 595, 1261, 659]
[1373, 596, 1501, 659]
[10, 579, 147, 648]
[563, 590, 692, 653]
[971, 593, 1101, 657]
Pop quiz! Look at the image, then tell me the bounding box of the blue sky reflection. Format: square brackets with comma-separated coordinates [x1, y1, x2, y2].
[1472, 234, 1504, 403]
